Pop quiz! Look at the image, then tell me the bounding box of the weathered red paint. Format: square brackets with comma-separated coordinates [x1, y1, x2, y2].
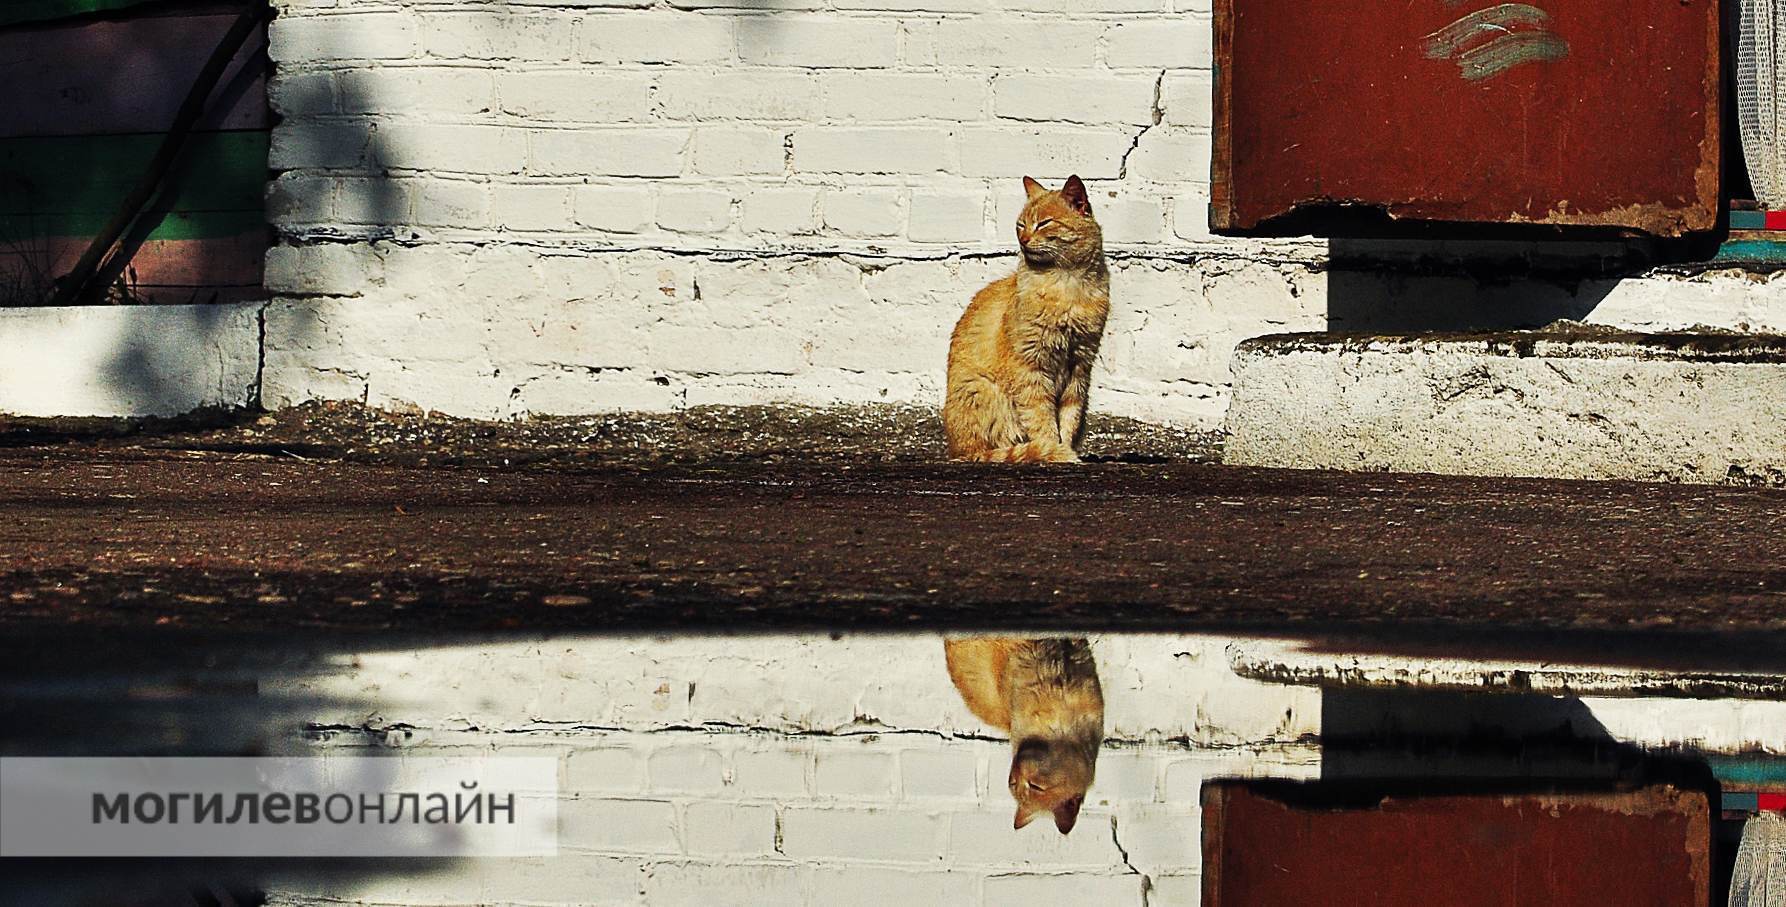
[0, 232, 264, 304]
[1211, 0, 1721, 237]
[1203, 782, 1711, 906]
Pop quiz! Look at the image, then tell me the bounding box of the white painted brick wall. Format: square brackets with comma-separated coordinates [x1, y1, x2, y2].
[255, 0, 1786, 432]
[259, 0, 1256, 426]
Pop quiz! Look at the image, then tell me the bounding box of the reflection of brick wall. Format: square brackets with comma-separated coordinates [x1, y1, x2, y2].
[265, 635, 1316, 905]
[274, 729, 1231, 904]
[258, 634, 1786, 904]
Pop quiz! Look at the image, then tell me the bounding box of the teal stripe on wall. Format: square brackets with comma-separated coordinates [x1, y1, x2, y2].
[0, 131, 267, 239]
[1715, 240, 1786, 265]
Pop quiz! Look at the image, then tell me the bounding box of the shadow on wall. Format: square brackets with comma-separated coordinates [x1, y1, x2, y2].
[0, 629, 422, 907]
[283, 37, 410, 247]
[1315, 685, 1738, 898]
[1317, 685, 1707, 783]
[98, 301, 256, 414]
[0, 628, 543, 907]
[249, 25, 415, 411]
[1322, 237, 1650, 333]
[25, 0, 419, 416]
[112, 42, 271, 419]
[0, 2, 361, 417]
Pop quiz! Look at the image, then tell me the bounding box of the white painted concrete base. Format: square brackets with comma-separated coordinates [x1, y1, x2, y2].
[1228, 638, 1786, 700]
[0, 304, 261, 417]
[249, 243, 1786, 434]
[1224, 330, 1786, 484]
[12, 248, 1786, 450]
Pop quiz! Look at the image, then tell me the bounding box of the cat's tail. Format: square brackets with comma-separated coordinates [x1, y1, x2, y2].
[958, 441, 1079, 464]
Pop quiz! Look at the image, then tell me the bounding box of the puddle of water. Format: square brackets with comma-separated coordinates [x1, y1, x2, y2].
[2, 631, 1774, 905]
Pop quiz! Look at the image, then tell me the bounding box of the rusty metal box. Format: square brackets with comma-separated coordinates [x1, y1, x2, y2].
[1202, 782, 1712, 905]
[1211, 0, 1722, 237]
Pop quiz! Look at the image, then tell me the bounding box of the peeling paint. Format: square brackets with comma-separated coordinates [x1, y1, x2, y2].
[1421, 4, 1553, 60]
[1455, 30, 1570, 80]
[1228, 640, 1786, 701]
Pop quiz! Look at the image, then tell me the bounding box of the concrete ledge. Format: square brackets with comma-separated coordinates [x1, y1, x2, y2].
[1227, 640, 1786, 700]
[0, 304, 261, 417]
[1223, 328, 1786, 484]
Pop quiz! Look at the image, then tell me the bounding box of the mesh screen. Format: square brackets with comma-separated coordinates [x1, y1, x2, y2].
[1729, 813, 1786, 907]
[1739, 0, 1786, 207]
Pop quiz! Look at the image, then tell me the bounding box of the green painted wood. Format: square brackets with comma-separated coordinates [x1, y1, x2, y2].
[0, 0, 172, 28]
[0, 131, 265, 239]
[1711, 755, 1786, 787]
[0, 208, 261, 242]
[1714, 239, 1786, 264]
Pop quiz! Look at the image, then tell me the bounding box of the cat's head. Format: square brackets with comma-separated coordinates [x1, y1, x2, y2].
[1008, 737, 1095, 834]
[1016, 175, 1103, 268]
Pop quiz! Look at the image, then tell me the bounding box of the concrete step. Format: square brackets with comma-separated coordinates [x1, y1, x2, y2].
[1226, 639, 1786, 700]
[1223, 327, 1786, 485]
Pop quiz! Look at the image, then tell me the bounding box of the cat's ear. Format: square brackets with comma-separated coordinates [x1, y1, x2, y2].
[1013, 802, 1045, 830]
[1052, 795, 1083, 834]
[1022, 176, 1047, 200]
[1060, 175, 1091, 215]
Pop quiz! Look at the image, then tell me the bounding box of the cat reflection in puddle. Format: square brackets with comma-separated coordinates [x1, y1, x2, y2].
[944, 637, 1105, 833]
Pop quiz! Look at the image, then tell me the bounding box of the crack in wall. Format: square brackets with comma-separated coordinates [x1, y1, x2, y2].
[274, 230, 1326, 274]
[303, 717, 1321, 754]
[1110, 814, 1153, 905]
[250, 302, 269, 411]
[273, 223, 1739, 280]
[277, 221, 1768, 285]
[1116, 70, 1167, 181]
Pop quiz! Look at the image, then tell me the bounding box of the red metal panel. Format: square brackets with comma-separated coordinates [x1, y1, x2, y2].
[1211, 0, 1721, 237]
[1203, 782, 1711, 906]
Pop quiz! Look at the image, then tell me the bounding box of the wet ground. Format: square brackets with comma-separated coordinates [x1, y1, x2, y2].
[4, 404, 1786, 673]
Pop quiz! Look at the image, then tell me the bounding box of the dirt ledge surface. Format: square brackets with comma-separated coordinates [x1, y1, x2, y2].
[1, 404, 1784, 674]
[0, 401, 1222, 467]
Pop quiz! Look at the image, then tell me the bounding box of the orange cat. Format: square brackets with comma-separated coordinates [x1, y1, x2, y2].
[944, 637, 1105, 834]
[943, 175, 1110, 463]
